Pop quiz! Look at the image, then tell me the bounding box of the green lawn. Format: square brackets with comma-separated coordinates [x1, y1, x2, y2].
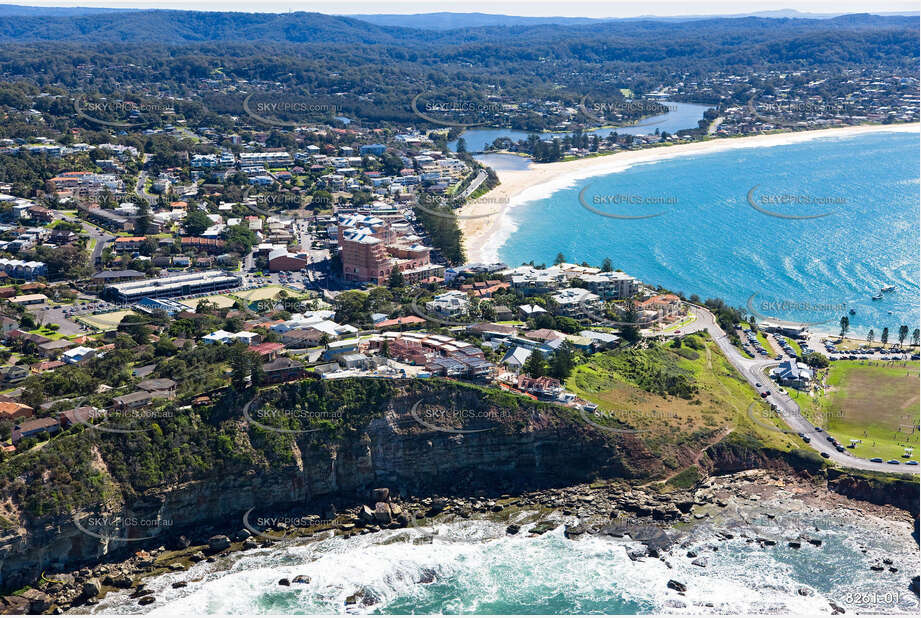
[798, 360, 919, 460]
[566, 334, 797, 460]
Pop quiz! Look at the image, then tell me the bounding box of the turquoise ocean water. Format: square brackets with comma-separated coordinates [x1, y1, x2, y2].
[495, 130, 920, 336]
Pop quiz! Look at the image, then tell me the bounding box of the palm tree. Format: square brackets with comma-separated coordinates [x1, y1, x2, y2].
[898, 325, 908, 348]
[866, 329, 874, 345]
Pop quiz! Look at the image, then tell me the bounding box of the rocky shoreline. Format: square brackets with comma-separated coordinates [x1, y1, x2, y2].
[7, 467, 915, 615]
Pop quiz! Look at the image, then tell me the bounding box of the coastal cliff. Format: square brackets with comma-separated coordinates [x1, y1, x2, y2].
[0, 379, 678, 591]
[0, 378, 915, 596]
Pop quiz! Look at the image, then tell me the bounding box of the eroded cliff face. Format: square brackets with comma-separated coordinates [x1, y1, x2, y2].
[0, 381, 679, 590]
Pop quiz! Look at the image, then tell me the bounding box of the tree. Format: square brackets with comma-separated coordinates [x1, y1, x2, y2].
[223, 225, 258, 254]
[866, 329, 874, 345]
[839, 316, 849, 338]
[912, 328, 920, 347]
[183, 210, 211, 236]
[249, 352, 265, 388]
[388, 266, 404, 289]
[554, 252, 566, 265]
[601, 258, 613, 272]
[134, 202, 151, 235]
[619, 301, 641, 344]
[548, 343, 575, 380]
[229, 345, 249, 392]
[523, 350, 546, 377]
[898, 325, 908, 347]
[455, 137, 467, 154]
[880, 327, 889, 347]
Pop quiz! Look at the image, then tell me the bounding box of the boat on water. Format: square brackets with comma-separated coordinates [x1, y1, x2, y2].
[881, 285, 896, 293]
[872, 293, 883, 300]
[849, 308, 856, 315]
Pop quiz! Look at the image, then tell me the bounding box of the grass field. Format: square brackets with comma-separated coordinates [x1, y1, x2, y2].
[798, 360, 919, 460]
[79, 309, 139, 330]
[232, 285, 303, 302]
[566, 333, 797, 465]
[179, 294, 237, 310]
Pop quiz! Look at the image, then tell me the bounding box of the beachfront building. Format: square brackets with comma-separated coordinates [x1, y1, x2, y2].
[550, 288, 602, 319]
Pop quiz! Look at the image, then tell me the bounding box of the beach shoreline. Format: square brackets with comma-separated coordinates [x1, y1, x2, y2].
[458, 123, 921, 264]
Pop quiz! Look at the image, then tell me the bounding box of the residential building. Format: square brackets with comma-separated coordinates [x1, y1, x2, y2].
[12, 417, 60, 443]
[425, 290, 470, 317]
[550, 288, 601, 319]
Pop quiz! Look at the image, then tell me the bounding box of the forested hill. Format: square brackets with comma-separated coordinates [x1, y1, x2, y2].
[0, 10, 916, 51]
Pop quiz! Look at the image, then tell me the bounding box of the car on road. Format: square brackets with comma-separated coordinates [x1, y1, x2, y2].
[820, 452, 830, 458]
[836, 445, 845, 453]
[760, 391, 769, 398]
[826, 436, 834, 442]
[755, 382, 762, 388]
[886, 460, 900, 465]
[906, 461, 919, 466]
[802, 436, 810, 443]
[869, 457, 883, 463]
[814, 427, 823, 432]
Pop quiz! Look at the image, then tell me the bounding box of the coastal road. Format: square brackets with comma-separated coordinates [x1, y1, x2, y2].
[688, 305, 919, 475]
[457, 170, 488, 202]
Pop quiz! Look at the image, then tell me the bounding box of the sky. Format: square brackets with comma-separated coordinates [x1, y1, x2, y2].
[12, 1, 920, 17]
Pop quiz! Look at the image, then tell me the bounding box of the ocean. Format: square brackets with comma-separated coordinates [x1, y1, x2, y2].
[492, 130, 920, 337]
[88, 484, 919, 615]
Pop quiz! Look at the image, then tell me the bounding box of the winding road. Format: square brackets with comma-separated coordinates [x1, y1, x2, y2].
[687, 305, 919, 475]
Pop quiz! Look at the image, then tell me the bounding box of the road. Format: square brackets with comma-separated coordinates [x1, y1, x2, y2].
[688, 305, 919, 475]
[55, 211, 114, 266]
[457, 170, 488, 201]
[135, 171, 158, 206]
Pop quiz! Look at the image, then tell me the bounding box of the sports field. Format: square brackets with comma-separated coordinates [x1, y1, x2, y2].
[817, 360, 920, 460]
[78, 310, 139, 330]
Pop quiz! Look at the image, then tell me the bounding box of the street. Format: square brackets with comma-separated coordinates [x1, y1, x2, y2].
[688, 305, 919, 475]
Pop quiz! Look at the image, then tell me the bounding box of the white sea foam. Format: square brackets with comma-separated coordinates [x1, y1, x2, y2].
[87, 503, 919, 616]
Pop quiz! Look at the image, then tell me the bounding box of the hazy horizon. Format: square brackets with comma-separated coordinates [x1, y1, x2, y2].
[5, 0, 919, 18]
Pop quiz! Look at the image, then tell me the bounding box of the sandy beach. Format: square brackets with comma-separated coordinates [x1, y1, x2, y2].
[458, 123, 921, 263]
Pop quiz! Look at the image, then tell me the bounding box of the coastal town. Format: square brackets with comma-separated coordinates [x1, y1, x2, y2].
[0, 5, 918, 615]
[0, 114, 917, 463]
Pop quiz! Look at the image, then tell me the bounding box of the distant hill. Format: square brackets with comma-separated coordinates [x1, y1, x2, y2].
[0, 9, 915, 44]
[349, 12, 606, 29]
[348, 9, 919, 30]
[0, 3, 131, 16]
